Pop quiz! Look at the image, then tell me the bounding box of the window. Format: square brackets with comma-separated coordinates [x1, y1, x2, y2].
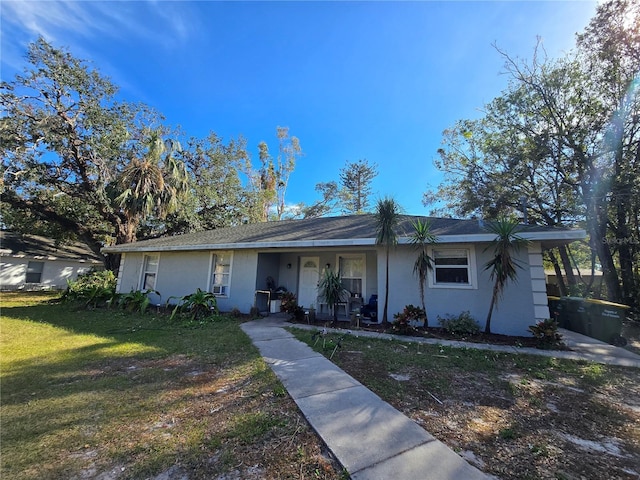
[26, 261, 44, 283]
[211, 251, 232, 296]
[339, 255, 365, 296]
[140, 254, 159, 291]
[430, 248, 476, 289]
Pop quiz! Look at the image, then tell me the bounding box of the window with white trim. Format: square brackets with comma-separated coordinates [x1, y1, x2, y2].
[430, 248, 476, 289]
[338, 254, 365, 296]
[140, 254, 159, 291]
[26, 261, 44, 283]
[211, 251, 232, 296]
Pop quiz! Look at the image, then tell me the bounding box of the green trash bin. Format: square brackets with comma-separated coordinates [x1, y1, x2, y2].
[547, 296, 564, 327]
[584, 299, 629, 346]
[562, 297, 590, 336]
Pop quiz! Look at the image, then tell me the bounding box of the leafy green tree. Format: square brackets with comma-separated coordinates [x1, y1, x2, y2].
[483, 218, 530, 334]
[300, 181, 341, 218]
[164, 132, 258, 233]
[339, 159, 378, 214]
[0, 38, 175, 269]
[575, 0, 640, 308]
[410, 218, 437, 327]
[426, 0, 640, 309]
[375, 197, 401, 325]
[427, 63, 586, 292]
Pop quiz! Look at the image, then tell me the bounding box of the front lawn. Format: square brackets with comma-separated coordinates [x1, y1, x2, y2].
[291, 327, 640, 480]
[0, 292, 343, 480]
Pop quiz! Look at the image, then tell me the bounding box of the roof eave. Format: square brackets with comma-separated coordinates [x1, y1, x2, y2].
[102, 229, 586, 254]
[102, 238, 379, 253]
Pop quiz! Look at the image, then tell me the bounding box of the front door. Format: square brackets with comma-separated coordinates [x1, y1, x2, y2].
[298, 257, 319, 309]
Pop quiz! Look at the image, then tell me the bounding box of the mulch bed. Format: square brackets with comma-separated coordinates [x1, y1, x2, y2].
[286, 316, 554, 349]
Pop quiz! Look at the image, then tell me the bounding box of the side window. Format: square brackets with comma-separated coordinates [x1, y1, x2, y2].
[211, 251, 232, 296]
[140, 254, 159, 291]
[26, 261, 44, 283]
[430, 248, 476, 289]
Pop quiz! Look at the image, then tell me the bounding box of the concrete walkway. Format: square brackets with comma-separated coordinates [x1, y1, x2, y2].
[240, 317, 640, 480]
[242, 317, 490, 480]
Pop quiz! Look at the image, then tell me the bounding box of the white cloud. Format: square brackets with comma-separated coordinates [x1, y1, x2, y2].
[1, 1, 198, 61]
[1, 0, 200, 101]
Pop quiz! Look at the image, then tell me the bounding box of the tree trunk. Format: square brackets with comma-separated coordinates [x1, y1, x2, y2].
[558, 245, 577, 290]
[382, 247, 390, 325]
[547, 249, 568, 296]
[613, 158, 637, 309]
[485, 281, 499, 334]
[581, 160, 622, 303]
[588, 211, 621, 302]
[418, 273, 429, 328]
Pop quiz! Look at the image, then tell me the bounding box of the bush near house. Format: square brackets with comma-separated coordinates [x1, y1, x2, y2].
[392, 305, 425, 335]
[61, 270, 117, 308]
[168, 288, 218, 320]
[529, 318, 564, 349]
[279, 291, 305, 321]
[118, 289, 159, 314]
[279, 291, 298, 314]
[437, 311, 481, 336]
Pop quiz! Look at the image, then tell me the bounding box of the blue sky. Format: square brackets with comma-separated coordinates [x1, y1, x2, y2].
[1, 1, 598, 216]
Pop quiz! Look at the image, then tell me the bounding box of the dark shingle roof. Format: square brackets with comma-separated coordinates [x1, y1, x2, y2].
[102, 215, 585, 253]
[1, 231, 103, 262]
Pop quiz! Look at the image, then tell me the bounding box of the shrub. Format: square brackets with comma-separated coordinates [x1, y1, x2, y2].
[168, 288, 218, 320]
[392, 305, 425, 335]
[62, 270, 116, 308]
[528, 318, 563, 349]
[279, 291, 298, 314]
[438, 311, 480, 336]
[118, 289, 158, 314]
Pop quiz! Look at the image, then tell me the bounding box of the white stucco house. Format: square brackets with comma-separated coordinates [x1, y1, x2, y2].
[102, 215, 585, 336]
[1, 231, 103, 290]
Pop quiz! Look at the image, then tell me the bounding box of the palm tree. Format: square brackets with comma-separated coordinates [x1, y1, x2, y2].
[375, 197, 401, 326]
[115, 129, 188, 242]
[410, 218, 437, 327]
[318, 268, 348, 326]
[483, 218, 530, 334]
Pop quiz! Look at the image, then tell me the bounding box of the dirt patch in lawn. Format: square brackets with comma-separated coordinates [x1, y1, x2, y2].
[292, 328, 640, 480]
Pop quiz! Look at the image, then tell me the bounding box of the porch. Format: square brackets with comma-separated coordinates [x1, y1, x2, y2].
[265, 309, 380, 329]
[253, 249, 379, 320]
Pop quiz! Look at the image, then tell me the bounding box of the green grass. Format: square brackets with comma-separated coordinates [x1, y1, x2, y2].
[289, 326, 640, 479]
[290, 327, 628, 398]
[1, 292, 340, 480]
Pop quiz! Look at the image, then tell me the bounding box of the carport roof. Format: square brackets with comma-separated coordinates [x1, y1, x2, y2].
[102, 215, 585, 254]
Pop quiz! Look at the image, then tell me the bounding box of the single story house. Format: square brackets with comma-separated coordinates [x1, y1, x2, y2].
[1, 231, 103, 290]
[102, 215, 585, 336]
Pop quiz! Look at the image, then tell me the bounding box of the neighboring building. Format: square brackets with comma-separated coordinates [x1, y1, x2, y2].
[102, 215, 585, 336]
[545, 268, 603, 296]
[1, 231, 103, 290]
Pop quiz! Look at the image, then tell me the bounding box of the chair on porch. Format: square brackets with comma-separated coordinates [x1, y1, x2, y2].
[360, 294, 378, 320]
